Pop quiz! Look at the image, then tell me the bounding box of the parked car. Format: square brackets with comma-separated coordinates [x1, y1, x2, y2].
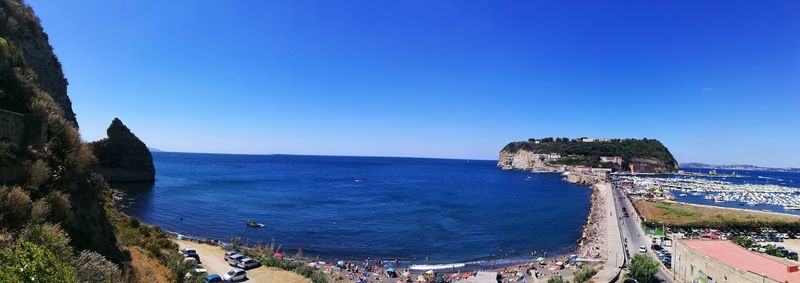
[651, 244, 663, 251]
[205, 274, 223, 283]
[224, 251, 239, 260]
[227, 254, 245, 266]
[638, 246, 647, 253]
[184, 252, 200, 263]
[222, 268, 246, 281]
[624, 212, 630, 218]
[236, 257, 261, 269]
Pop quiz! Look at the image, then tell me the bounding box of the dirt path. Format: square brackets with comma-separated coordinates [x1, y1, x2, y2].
[175, 240, 310, 283]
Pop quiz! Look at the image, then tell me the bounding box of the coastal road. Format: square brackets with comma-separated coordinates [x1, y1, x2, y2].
[612, 185, 675, 283]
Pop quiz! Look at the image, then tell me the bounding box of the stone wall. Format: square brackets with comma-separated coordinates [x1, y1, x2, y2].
[0, 108, 47, 147]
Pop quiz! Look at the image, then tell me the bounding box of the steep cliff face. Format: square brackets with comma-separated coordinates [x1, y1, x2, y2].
[91, 118, 155, 182]
[0, 0, 125, 264]
[0, 0, 77, 127]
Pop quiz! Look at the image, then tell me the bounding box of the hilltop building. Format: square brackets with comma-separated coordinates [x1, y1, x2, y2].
[600, 156, 624, 166]
[674, 240, 800, 283]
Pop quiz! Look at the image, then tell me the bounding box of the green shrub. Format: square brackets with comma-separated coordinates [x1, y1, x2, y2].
[730, 236, 755, 248]
[75, 250, 120, 282]
[0, 225, 77, 282]
[547, 275, 565, 283]
[574, 265, 597, 283]
[0, 186, 31, 227]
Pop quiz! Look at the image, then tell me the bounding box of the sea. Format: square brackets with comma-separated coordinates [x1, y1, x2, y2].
[670, 167, 800, 215]
[116, 152, 592, 267]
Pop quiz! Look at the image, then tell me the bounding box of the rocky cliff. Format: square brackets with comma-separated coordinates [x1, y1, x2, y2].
[91, 118, 155, 182]
[1, 0, 124, 264]
[0, 0, 77, 127]
[499, 138, 678, 173]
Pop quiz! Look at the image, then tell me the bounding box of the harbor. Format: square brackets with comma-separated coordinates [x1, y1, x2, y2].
[614, 173, 800, 212]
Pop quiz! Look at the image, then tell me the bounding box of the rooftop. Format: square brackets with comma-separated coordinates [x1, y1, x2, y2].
[682, 240, 800, 282]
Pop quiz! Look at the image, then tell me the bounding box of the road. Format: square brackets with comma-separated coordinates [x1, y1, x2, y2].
[611, 185, 675, 283]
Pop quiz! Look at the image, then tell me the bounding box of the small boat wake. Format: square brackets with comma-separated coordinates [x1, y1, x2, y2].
[246, 219, 265, 228]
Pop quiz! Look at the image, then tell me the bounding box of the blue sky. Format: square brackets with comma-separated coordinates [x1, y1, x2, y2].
[27, 0, 800, 167]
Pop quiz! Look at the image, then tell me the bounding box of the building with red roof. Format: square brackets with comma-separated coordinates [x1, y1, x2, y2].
[674, 240, 800, 283]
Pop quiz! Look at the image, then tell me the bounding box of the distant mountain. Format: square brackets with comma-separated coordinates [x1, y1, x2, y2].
[680, 162, 800, 172]
[148, 147, 162, 152]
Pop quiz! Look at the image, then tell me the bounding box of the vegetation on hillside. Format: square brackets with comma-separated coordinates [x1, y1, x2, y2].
[501, 137, 678, 171]
[0, 1, 196, 281]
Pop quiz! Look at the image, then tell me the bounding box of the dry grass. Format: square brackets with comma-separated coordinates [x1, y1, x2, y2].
[634, 200, 800, 227]
[128, 248, 172, 283]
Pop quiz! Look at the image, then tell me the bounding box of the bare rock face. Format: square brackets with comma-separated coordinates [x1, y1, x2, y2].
[91, 118, 155, 182]
[0, 0, 77, 127]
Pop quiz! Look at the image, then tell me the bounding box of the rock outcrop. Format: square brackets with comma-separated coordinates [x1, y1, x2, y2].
[91, 118, 155, 182]
[0, 0, 77, 127]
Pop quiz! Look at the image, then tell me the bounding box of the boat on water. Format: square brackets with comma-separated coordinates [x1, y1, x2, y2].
[691, 192, 702, 196]
[784, 206, 800, 210]
[246, 220, 265, 228]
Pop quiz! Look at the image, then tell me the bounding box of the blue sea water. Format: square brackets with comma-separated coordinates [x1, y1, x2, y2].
[116, 152, 592, 265]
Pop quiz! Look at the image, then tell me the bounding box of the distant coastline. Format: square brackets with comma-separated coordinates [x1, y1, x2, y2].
[681, 162, 800, 172]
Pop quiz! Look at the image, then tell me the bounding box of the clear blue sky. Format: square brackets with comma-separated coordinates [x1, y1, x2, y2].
[27, 0, 800, 167]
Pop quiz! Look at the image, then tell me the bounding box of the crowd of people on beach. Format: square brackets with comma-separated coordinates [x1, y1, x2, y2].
[321, 253, 586, 283]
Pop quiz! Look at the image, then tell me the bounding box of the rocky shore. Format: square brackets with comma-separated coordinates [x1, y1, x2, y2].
[577, 183, 608, 260]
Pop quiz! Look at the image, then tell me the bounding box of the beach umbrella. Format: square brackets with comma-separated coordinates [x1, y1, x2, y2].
[387, 267, 395, 273]
[537, 257, 545, 262]
[450, 273, 459, 278]
[274, 252, 284, 258]
[337, 261, 345, 266]
[461, 273, 471, 278]
[417, 275, 425, 282]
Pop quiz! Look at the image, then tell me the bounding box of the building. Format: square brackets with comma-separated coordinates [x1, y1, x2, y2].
[674, 240, 800, 283]
[599, 156, 624, 166]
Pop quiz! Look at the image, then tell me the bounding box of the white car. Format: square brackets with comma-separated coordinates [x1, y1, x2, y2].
[236, 257, 261, 269]
[222, 268, 246, 281]
[638, 246, 647, 253]
[227, 254, 245, 266]
[224, 251, 239, 260]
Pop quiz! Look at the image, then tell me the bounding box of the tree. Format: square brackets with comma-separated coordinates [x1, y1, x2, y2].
[574, 265, 597, 283]
[627, 254, 659, 283]
[730, 236, 755, 248]
[547, 275, 565, 283]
